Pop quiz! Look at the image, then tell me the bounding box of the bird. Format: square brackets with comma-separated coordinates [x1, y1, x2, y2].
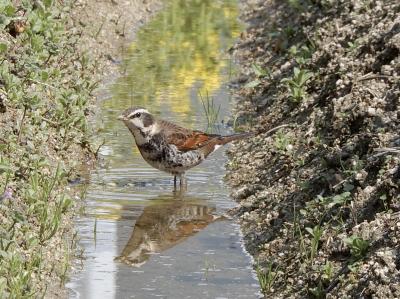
[117, 106, 254, 189]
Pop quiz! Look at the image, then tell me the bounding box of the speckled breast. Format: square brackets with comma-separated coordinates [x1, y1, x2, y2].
[138, 140, 204, 174]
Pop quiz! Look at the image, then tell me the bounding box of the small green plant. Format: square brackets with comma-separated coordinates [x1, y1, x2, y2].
[322, 261, 334, 281]
[309, 261, 335, 298]
[0, 42, 7, 54]
[2, 252, 35, 297]
[274, 129, 293, 153]
[346, 40, 360, 53]
[283, 25, 296, 39]
[245, 63, 272, 88]
[380, 194, 390, 212]
[287, 0, 306, 11]
[309, 280, 325, 299]
[340, 155, 364, 177]
[252, 63, 272, 79]
[307, 191, 351, 211]
[256, 261, 280, 294]
[303, 192, 351, 232]
[348, 261, 361, 274]
[329, 192, 351, 207]
[281, 67, 313, 102]
[289, 44, 314, 65]
[59, 241, 71, 286]
[344, 235, 369, 260]
[297, 224, 308, 261]
[305, 225, 323, 262]
[199, 90, 220, 132]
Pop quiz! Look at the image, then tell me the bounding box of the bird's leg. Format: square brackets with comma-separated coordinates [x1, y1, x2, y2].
[179, 173, 187, 191]
[173, 175, 177, 191]
[180, 173, 184, 187]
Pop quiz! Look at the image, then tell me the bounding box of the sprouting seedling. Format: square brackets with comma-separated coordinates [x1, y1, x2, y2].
[287, 0, 304, 11]
[288, 44, 314, 65]
[347, 40, 360, 53]
[322, 261, 334, 281]
[281, 67, 313, 102]
[274, 129, 293, 153]
[344, 235, 369, 260]
[256, 260, 280, 294]
[245, 63, 272, 88]
[305, 225, 323, 262]
[309, 280, 325, 299]
[252, 63, 272, 79]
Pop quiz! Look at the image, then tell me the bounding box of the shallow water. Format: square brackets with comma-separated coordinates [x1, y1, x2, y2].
[67, 0, 260, 298]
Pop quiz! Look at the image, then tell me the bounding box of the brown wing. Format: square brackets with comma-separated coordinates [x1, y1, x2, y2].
[159, 119, 220, 152]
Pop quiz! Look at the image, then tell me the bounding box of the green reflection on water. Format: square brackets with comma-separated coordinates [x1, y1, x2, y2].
[106, 0, 241, 125]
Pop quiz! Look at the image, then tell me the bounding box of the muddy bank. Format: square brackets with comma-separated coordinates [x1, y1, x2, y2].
[227, 0, 399, 297]
[70, 0, 161, 79]
[0, 0, 159, 297]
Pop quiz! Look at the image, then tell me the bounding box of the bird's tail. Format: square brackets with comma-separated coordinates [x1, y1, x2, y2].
[218, 132, 255, 145]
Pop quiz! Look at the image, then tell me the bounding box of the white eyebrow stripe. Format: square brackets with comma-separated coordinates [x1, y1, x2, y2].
[127, 109, 149, 118]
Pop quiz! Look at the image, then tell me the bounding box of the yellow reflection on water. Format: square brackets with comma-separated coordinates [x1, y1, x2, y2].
[106, 0, 241, 125]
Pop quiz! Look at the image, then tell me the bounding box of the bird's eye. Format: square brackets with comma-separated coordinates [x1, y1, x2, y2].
[130, 112, 141, 119]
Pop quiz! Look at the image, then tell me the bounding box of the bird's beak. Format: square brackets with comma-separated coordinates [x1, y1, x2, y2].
[117, 115, 126, 121]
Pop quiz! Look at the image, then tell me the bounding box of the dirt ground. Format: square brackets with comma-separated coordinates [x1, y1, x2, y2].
[227, 0, 400, 298]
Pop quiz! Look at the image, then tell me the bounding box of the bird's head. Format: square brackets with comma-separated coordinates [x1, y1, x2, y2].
[118, 107, 158, 143]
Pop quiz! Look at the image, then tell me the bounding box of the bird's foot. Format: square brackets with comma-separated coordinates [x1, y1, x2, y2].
[172, 173, 187, 196]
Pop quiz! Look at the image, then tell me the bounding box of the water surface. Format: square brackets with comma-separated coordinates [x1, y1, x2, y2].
[67, 1, 259, 298]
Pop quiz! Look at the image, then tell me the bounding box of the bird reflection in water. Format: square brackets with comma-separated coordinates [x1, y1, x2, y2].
[116, 198, 219, 267]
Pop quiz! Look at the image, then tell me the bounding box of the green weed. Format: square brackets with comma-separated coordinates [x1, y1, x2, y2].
[297, 223, 308, 261]
[312, 192, 351, 209]
[305, 225, 323, 262]
[344, 235, 369, 260]
[281, 67, 314, 102]
[256, 261, 280, 294]
[346, 40, 361, 53]
[274, 129, 293, 153]
[289, 44, 314, 66]
[308, 259, 334, 298]
[340, 155, 364, 177]
[245, 63, 272, 88]
[309, 280, 325, 299]
[287, 0, 305, 11]
[322, 261, 334, 281]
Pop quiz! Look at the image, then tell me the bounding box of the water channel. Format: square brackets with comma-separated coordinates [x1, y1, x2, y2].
[67, 1, 260, 298]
